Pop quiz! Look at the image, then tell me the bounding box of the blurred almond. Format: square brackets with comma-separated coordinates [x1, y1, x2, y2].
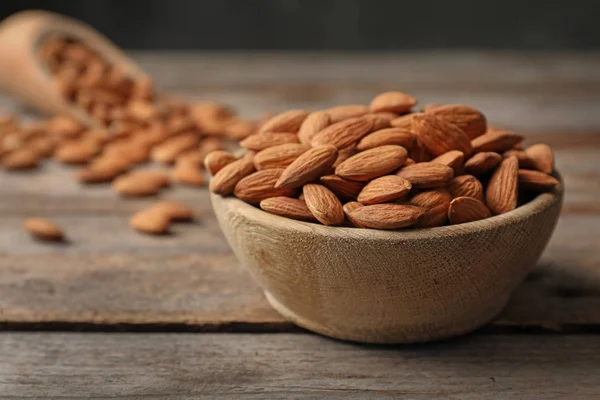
[347, 204, 424, 230]
[320, 174, 364, 201]
[356, 128, 415, 151]
[53, 141, 98, 164]
[525, 143, 554, 174]
[357, 175, 412, 205]
[336, 145, 408, 181]
[204, 150, 237, 175]
[503, 149, 536, 169]
[410, 188, 452, 228]
[173, 162, 207, 187]
[234, 169, 298, 205]
[518, 169, 559, 192]
[396, 162, 454, 188]
[412, 113, 472, 157]
[431, 150, 464, 171]
[464, 151, 502, 175]
[258, 109, 309, 133]
[151, 201, 195, 221]
[486, 156, 519, 215]
[369, 91, 417, 113]
[471, 129, 524, 153]
[310, 116, 373, 149]
[76, 158, 129, 184]
[297, 111, 330, 145]
[275, 145, 338, 189]
[24, 218, 65, 242]
[448, 196, 492, 225]
[326, 105, 369, 123]
[448, 175, 484, 202]
[113, 172, 165, 197]
[127, 169, 170, 188]
[303, 184, 345, 226]
[224, 120, 255, 140]
[151, 133, 200, 165]
[129, 210, 170, 235]
[259, 196, 316, 222]
[426, 104, 487, 139]
[240, 131, 299, 151]
[2, 148, 39, 170]
[254, 143, 310, 171]
[177, 150, 205, 168]
[209, 153, 256, 195]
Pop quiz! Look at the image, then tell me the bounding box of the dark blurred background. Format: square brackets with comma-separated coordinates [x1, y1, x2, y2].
[1, 0, 599, 50]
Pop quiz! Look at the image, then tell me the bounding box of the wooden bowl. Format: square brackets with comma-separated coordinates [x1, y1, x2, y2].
[211, 176, 563, 343]
[0, 10, 147, 126]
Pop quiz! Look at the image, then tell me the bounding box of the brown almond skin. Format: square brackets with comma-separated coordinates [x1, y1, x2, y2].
[525, 143, 554, 174]
[113, 174, 164, 197]
[234, 169, 298, 205]
[204, 150, 237, 176]
[518, 169, 559, 192]
[240, 132, 299, 151]
[310, 116, 374, 149]
[426, 104, 487, 139]
[410, 189, 453, 228]
[173, 163, 207, 187]
[356, 128, 415, 151]
[129, 210, 170, 235]
[431, 150, 464, 171]
[2, 148, 40, 170]
[326, 105, 369, 123]
[254, 143, 310, 171]
[486, 156, 519, 215]
[448, 196, 492, 225]
[209, 153, 256, 196]
[448, 175, 485, 202]
[320, 175, 364, 201]
[335, 145, 408, 181]
[503, 149, 536, 169]
[390, 113, 420, 130]
[303, 184, 345, 226]
[275, 145, 338, 189]
[369, 91, 417, 113]
[259, 196, 317, 222]
[412, 113, 472, 157]
[297, 111, 330, 145]
[464, 152, 502, 175]
[396, 162, 454, 189]
[151, 201, 195, 221]
[76, 158, 130, 184]
[343, 201, 366, 227]
[53, 141, 98, 164]
[471, 130, 524, 153]
[258, 109, 309, 134]
[347, 204, 424, 230]
[24, 218, 65, 242]
[150, 134, 200, 165]
[357, 175, 412, 205]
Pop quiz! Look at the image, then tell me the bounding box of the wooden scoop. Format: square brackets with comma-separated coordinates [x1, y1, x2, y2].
[0, 10, 148, 127]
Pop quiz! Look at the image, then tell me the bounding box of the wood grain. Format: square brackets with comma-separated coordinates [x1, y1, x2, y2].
[1, 333, 599, 399]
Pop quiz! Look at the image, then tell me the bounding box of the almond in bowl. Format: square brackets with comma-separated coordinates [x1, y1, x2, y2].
[208, 92, 563, 343]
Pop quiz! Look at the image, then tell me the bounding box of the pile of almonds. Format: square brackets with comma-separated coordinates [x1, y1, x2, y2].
[207, 91, 559, 230]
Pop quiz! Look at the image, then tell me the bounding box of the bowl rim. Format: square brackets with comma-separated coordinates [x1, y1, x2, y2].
[211, 172, 564, 241]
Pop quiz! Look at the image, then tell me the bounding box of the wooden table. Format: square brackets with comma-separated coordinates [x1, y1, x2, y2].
[1, 52, 600, 399]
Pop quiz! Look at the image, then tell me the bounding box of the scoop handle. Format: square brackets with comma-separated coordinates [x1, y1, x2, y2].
[0, 10, 148, 126]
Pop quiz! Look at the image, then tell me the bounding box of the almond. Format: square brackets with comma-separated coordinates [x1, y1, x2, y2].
[113, 173, 165, 197]
[346, 204, 423, 230]
[357, 175, 412, 205]
[259, 196, 316, 222]
[24, 218, 65, 242]
[297, 111, 330, 145]
[151, 201, 195, 221]
[525, 143, 554, 174]
[275, 145, 338, 189]
[224, 120, 255, 140]
[408, 139, 434, 163]
[365, 114, 392, 131]
[426, 104, 487, 139]
[326, 105, 369, 123]
[303, 184, 345, 226]
[127, 169, 170, 188]
[448, 196, 492, 225]
[177, 150, 205, 168]
[258, 109, 309, 134]
[486, 156, 519, 215]
[76, 158, 129, 184]
[335, 145, 408, 181]
[356, 128, 415, 151]
[234, 169, 298, 205]
[204, 150, 237, 175]
[254, 143, 310, 170]
[431, 150, 464, 171]
[209, 153, 256, 196]
[332, 146, 358, 169]
[320, 174, 364, 201]
[410, 189, 452, 228]
[518, 169, 559, 192]
[503, 149, 536, 169]
[150, 133, 200, 165]
[53, 140, 99, 164]
[412, 113, 472, 157]
[369, 91, 417, 113]
[390, 113, 420, 130]
[448, 175, 484, 202]
[173, 162, 206, 187]
[310, 116, 373, 149]
[240, 131, 299, 151]
[471, 129, 524, 153]
[2, 148, 40, 170]
[343, 201, 366, 227]
[129, 210, 170, 235]
[396, 162, 454, 188]
[464, 151, 502, 175]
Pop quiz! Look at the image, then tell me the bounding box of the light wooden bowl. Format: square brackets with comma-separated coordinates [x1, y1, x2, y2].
[211, 176, 563, 343]
[0, 10, 147, 126]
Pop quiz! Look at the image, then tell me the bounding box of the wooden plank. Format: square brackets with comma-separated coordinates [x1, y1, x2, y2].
[1, 332, 599, 399]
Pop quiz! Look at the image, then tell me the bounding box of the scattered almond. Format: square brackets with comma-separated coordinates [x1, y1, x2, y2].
[234, 169, 298, 205]
[303, 184, 345, 226]
[129, 210, 170, 235]
[204, 150, 237, 176]
[113, 172, 165, 197]
[448, 175, 485, 202]
[336, 145, 408, 181]
[357, 175, 412, 205]
[173, 162, 207, 187]
[396, 162, 454, 188]
[347, 204, 424, 230]
[410, 189, 452, 228]
[464, 151, 502, 175]
[525, 143, 554, 174]
[448, 196, 492, 225]
[24, 218, 65, 242]
[518, 169, 559, 192]
[151, 201, 195, 221]
[486, 156, 519, 215]
[259, 196, 316, 222]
